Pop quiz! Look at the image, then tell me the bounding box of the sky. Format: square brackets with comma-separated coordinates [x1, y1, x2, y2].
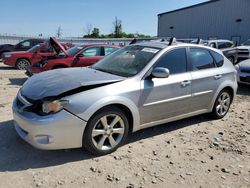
[0, 0, 207, 37]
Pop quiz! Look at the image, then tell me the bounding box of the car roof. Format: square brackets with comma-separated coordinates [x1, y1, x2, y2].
[132, 41, 224, 55]
[208, 40, 232, 43]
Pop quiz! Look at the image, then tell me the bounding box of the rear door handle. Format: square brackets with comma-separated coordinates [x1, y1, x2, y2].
[181, 80, 191, 87]
[214, 74, 222, 80]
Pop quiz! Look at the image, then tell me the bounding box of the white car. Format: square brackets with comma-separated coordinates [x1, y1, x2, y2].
[235, 59, 250, 85]
[236, 39, 250, 59]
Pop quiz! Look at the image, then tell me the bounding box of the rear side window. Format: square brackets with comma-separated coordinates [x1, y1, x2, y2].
[189, 48, 215, 70]
[210, 50, 224, 67]
[154, 48, 187, 75]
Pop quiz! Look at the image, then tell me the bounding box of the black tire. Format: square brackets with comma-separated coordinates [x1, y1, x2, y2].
[210, 89, 232, 119]
[16, 59, 31, 70]
[83, 106, 129, 156]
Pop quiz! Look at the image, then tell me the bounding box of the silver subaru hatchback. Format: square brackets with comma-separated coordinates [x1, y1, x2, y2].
[13, 41, 237, 155]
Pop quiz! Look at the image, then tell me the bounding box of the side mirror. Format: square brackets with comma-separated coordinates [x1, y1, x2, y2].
[151, 67, 170, 78]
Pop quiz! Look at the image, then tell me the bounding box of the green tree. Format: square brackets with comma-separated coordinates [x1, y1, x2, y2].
[113, 17, 122, 38]
[90, 28, 100, 38]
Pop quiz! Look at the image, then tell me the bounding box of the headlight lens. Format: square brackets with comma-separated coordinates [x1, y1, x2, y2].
[42, 100, 69, 114]
[4, 54, 11, 58]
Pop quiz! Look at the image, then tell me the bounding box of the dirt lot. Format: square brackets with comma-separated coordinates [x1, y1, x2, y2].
[0, 63, 249, 188]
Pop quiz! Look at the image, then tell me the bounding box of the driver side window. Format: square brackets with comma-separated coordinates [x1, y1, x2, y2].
[154, 48, 187, 75]
[82, 47, 101, 57]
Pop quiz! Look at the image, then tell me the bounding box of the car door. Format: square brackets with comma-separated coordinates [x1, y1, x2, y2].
[188, 47, 223, 111]
[139, 48, 192, 125]
[73, 47, 103, 67]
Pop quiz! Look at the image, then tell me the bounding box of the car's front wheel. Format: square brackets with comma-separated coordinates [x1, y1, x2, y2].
[211, 90, 232, 119]
[16, 59, 31, 70]
[83, 107, 129, 156]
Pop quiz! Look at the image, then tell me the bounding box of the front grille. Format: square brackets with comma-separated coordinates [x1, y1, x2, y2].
[241, 69, 250, 73]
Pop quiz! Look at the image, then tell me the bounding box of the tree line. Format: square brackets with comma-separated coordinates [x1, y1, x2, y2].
[82, 17, 151, 38]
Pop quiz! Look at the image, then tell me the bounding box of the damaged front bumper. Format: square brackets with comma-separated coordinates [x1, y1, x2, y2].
[12, 97, 87, 150]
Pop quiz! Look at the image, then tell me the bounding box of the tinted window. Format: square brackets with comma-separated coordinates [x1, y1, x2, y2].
[210, 50, 224, 67]
[20, 41, 31, 48]
[226, 42, 233, 48]
[83, 47, 101, 57]
[154, 48, 187, 74]
[104, 47, 118, 56]
[218, 42, 228, 49]
[190, 48, 215, 70]
[67, 46, 83, 56]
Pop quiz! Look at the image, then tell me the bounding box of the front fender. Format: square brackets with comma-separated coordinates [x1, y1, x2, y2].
[76, 96, 140, 132]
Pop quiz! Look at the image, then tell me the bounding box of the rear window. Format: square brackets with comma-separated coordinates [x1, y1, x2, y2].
[189, 48, 215, 70]
[210, 50, 224, 67]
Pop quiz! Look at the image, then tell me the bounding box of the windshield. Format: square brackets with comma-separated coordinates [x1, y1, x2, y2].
[67, 46, 84, 56]
[92, 45, 160, 77]
[28, 45, 40, 52]
[243, 40, 250, 46]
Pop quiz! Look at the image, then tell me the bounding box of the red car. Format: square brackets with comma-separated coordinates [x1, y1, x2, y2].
[27, 39, 120, 75]
[2, 38, 73, 70]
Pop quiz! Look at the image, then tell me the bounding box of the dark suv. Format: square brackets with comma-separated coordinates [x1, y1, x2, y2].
[0, 38, 45, 59]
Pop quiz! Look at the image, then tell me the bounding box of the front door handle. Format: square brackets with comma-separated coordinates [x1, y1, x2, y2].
[214, 74, 222, 80]
[181, 80, 191, 87]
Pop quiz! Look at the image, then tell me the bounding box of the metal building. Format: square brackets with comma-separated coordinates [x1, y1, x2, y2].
[158, 0, 250, 45]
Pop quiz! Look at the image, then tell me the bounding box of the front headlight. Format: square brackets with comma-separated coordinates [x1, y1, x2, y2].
[42, 100, 69, 114]
[4, 54, 11, 58]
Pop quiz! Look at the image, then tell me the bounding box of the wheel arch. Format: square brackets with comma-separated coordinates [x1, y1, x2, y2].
[16, 57, 31, 66]
[209, 81, 237, 111]
[80, 97, 140, 133]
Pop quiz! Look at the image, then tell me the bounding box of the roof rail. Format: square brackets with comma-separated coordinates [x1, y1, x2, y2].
[168, 37, 177, 46]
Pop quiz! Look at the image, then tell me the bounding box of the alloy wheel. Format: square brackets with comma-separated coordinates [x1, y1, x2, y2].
[216, 92, 231, 117]
[91, 114, 125, 151]
[17, 59, 30, 70]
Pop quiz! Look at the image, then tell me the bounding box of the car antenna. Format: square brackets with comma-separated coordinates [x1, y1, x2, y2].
[168, 37, 177, 46]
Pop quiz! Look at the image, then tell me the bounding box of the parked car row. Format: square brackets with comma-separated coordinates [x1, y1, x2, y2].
[13, 38, 238, 155]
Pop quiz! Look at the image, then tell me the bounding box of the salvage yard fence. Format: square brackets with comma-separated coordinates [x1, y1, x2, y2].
[0, 34, 135, 46]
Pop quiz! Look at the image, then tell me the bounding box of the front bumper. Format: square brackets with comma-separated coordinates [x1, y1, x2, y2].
[13, 98, 87, 150]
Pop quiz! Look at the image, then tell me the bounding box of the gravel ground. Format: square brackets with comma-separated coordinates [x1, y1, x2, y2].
[0, 63, 249, 188]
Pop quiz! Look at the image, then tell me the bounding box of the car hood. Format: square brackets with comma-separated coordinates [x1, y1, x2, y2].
[236, 46, 250, 50]
[49, 37, 69, 56]
[238, 59, 250, 70]
[21, 67, 125, 100]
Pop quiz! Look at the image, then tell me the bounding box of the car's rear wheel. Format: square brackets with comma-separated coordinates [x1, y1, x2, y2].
[211, 90, 232, 119]
[16, 59, 31, 70]
[83, 107, 129, 156]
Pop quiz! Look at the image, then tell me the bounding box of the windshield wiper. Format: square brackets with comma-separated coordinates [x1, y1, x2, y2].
[93, 67, 115, 75]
